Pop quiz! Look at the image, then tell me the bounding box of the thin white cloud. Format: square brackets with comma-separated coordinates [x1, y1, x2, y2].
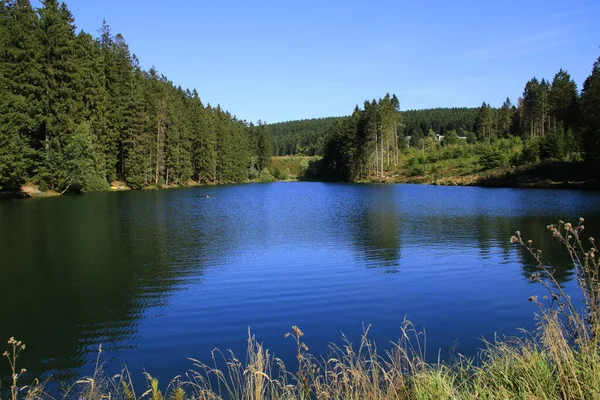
[471, 28, 569, 61]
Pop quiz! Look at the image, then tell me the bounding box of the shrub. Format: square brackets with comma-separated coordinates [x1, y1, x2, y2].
[521, 138, 541, 164]
[479, 145, 510, 169]
[258, 168, 276, 183]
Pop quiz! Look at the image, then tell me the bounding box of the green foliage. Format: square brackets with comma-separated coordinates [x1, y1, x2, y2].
[267, 117, 342, 156]
[401, 107, 479, 137]
[521, 138, 541, 163]
[271, 166, 290, 181]
[479, 145, 510, 169]
[442, 130, 460, 146]
[322, 94, 402, 181]
[475, 102, 496, 142]
[539, 128, 569, 160]
[60, 122, 108, 193]
[408, 164, 425, 176]
[258, 168, 276, 182]
[0, 131, 32, 191]
[465, 131, 477, 144]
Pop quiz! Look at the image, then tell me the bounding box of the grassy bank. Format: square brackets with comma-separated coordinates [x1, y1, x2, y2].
[358, 140, 600, 190]
[3, 220, 599, 399]
[271, 142, 599, 190]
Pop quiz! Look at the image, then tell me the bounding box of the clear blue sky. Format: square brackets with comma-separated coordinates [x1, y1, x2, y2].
[40, 0, 600, 123]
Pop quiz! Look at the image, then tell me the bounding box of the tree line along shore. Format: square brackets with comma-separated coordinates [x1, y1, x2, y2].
[1, 1, 599, 198]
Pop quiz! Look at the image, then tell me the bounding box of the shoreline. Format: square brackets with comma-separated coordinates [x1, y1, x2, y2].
[2, 175, 598, 200]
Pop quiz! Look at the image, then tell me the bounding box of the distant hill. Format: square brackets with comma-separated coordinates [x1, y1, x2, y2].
[268, 117, 345, 156]
[268, 108, 480, 156]
[401, 107, 479, 137]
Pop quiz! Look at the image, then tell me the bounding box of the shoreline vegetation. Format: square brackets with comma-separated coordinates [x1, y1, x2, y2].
[3, 219, 599, 399]
[3, 154, 599, 200]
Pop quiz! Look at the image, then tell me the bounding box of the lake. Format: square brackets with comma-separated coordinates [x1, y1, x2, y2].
[1, 182, 599, 387]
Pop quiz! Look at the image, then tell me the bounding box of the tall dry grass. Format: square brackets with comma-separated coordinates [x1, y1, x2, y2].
[2, 219, 599, 399]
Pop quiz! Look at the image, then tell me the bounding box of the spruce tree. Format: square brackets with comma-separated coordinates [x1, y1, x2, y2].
[0, 0, 42, 190]
[38, 0, 81, 190]
[580, 57, 600, 159]
[497, 97, 513, 138]
[549, 69, 580, 132]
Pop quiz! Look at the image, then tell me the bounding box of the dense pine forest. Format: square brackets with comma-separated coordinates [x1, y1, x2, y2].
[0, 0, 271, 194]
[269, 117, 343, 156]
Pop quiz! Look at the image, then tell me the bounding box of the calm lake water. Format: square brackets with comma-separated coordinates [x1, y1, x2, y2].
[1, 182, 600, 386]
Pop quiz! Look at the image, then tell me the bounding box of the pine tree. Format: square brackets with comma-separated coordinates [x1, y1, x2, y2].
[123, 60, 151, 189]
[256, 121, 272, 171]
[38, 0, 81, 190]
[73, 31, 109, 183]
[549, 69, 580, 132]
[580, 57, 600, 159]
[475, 102, 495, 142]
[0, 0, 41, 190]
[522, 78, 542, 138]
[198, 104, 218, 182]
[496, 97, 513, 138]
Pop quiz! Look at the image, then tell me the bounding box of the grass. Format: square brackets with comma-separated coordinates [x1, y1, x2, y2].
[2, 220, 600, 399]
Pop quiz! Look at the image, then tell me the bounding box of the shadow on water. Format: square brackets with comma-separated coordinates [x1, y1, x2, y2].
[0, 191, 214, 382]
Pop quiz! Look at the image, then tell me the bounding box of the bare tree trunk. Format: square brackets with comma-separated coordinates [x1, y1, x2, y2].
[155, 100, 166, 187]
[375, 138, 378, 177]
[386, 137, 389, 169]
[380, 133, 384, 178]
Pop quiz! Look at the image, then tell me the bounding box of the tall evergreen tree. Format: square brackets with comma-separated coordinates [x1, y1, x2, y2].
[38, 0, 81, 190]
[522, 78, 543, 138]
[255, 121, 272, 172]
[549, 69, 580, 132]
[475, 102, 495, 142]
[496, 97, 513, 138]
[580, 57, 600, 159]
[0, 0, 41, 190]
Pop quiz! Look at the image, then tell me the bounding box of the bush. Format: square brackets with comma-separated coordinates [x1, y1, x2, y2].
[521, 138, 541, 164]
[480, 145, 510, 169]
[248, 165, 260, 180]
[409, 164, 425, 176]
[271, 166, 290, 181]
[258, 168, 276, 183]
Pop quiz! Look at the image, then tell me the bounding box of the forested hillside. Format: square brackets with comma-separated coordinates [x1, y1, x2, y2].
[0, 0, 271, 194]
[401, 108, 478, 137]
[269, 117, 343, 156]
[320, 59, 600, 182]
[268, 108, 481, 157]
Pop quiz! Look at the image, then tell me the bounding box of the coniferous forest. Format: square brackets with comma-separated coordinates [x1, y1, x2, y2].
[315, 59, 600, 182]
[1, 0, 600, 194]
[0, 0, 272, 194]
